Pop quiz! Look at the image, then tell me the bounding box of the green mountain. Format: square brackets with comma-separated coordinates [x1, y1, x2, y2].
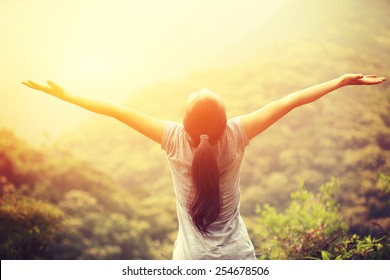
[1, 0, 390, 259]
[58, 0, 390, 234]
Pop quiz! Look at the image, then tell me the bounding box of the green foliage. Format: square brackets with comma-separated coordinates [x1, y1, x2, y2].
[51, 190, 155, 259]
[326, 233, 390, 260]
[379, 174, 390, 196]
[254, 179, 345, 259]
[254, 178, 390, 260]
[0, 194, 63, 259]
[0, 129, 177, 259]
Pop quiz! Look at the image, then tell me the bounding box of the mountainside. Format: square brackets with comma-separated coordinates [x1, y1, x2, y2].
[58, 0, 390, 235]
[2, 0, 390, 260]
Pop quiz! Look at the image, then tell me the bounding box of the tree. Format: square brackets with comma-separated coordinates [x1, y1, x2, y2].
[0, 194, 63, 259]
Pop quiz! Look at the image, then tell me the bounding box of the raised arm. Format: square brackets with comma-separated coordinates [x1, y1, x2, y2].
[240, 74, 386, 140]
[22, 80, 164, 144]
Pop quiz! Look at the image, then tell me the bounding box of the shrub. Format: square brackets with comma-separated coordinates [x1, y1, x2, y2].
[254, 177, 390, 259]
[0, 194, 63, 259]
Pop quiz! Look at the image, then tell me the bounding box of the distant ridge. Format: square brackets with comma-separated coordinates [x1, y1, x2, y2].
[58, 0, 390, 235]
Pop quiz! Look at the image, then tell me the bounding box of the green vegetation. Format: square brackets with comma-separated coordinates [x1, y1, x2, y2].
[0, 194, 63, 259]
[0, 129, 176, 259]
[253, 177, 390, 260]
[1, 0, 390, 259]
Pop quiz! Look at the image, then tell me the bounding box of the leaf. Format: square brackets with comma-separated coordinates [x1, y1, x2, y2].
[321, 250, 330, 260]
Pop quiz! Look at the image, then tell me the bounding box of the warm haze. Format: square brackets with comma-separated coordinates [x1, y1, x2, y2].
[1, 0, 285, 143]
[1, 0, 389, 261]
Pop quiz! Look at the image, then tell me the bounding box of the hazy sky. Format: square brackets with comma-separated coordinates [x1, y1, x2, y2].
[0, 0, 286, 143]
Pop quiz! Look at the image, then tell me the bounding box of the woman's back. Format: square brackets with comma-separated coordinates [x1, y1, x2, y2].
[162, 117, 256, 259]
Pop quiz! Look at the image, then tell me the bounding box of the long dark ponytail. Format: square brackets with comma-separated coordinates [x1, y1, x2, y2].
[183, 89, 227, 234]
[191, 134, 221, 234]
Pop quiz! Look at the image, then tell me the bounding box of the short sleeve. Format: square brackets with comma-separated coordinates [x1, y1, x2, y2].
[161, 121, 180, 153]
[227, 117, 250, 151]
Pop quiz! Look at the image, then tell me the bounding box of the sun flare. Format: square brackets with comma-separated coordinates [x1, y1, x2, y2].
[2, 0, 286, 141]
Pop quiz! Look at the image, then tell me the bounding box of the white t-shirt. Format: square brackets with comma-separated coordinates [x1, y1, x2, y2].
[161, 117, 256, 260]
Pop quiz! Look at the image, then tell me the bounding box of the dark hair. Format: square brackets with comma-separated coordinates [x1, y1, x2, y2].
[183, 90, 227, 234]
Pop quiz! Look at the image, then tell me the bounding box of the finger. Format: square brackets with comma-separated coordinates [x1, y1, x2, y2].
[47, 80, 56, 87]
[364, 77, 386, 84]
[354, 73, 364, 79]
[375, 77, 386, 83]
[22, 81, 40, 89]
[364, 75, 377, 78]
[27, 80, 42, 88]
[47, 80, 64, 91]
[21, 81, 35, 89]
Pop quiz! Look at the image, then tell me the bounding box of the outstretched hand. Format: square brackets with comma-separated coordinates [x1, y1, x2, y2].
[341, 74, 386, 86]
[21, 80, 66, 98]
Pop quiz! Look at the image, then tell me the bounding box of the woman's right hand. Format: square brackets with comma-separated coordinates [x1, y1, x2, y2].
[340, 74, 386, 86]
[22, 80, 67, 99]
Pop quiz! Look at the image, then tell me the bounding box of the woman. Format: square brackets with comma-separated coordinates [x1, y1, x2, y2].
[22, 73, 386, 259]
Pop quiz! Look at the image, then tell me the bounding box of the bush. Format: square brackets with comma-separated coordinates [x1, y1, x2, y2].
[0, 194, 63, 259]
[254, 177, 390, 259]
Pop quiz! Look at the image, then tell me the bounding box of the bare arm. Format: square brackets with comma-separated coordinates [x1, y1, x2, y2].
[22, 80, 164, 144]
[240, 74, 386, 140]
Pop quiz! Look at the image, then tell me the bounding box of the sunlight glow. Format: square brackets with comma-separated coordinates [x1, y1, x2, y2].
[81, 55, 113, 74]
[1, 0, 287, 142]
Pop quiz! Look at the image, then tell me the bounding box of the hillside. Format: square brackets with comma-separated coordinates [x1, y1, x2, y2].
[2, 127, 389, 259]
[1, 0, 390, 259]
[58, 0, 390, 235]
